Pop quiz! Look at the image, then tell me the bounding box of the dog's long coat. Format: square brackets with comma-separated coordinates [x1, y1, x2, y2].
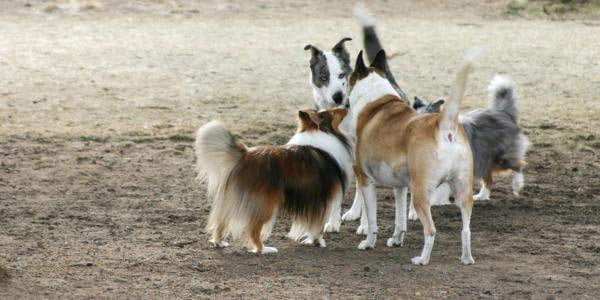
[195, 109, 352, 254]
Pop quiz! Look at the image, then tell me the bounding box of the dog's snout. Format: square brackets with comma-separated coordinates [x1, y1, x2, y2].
[332, 91, 344, 104]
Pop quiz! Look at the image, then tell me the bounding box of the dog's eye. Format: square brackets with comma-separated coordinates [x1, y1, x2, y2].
[320, 75, 328, 82]
[338, 73, 345, 79]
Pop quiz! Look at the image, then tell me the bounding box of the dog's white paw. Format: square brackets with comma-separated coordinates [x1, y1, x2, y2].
[460, 255, 475, 265]
[324, 221, 340, 233]
[473, 194, 490, 201]
[209, 239, 229, 248]
[358, 236, 376, 250]
[300, 238, 314, 245]
[317, 237, 326, 248]
[386, 233, 405, 248]
[411, 256, 430, 265]
[261, 247, 278, 254]
[356, 224, 368, 235]
[408, 208, 418, 221]
[342, 209, 361, 221]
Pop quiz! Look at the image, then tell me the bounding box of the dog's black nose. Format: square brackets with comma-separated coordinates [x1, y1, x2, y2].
[332, 91, 344, 104]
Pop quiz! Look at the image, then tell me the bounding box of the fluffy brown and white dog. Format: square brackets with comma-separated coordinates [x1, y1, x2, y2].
[343, 49, 477, 265]
[194, 108, 353, 254]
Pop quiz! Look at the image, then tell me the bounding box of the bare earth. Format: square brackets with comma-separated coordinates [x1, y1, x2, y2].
[1, 0, 599, 298]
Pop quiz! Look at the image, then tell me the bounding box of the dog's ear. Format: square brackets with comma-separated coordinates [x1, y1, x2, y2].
[332, 37, 352, 64]
[304, 44, 323, 59]
[370, 49, 387, 73]
[328, 108, 348, 130]
[354, 50, 367, 77]
[298, 109, 321, 129]
[413, 96, 425, 109]
[430, 99, 445, 113]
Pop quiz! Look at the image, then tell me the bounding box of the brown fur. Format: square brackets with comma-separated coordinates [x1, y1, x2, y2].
[196, 108, 350, 253]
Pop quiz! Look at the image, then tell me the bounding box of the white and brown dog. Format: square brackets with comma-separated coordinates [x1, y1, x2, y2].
[343, 49, 477, 265]
[195, 108, 352, 254]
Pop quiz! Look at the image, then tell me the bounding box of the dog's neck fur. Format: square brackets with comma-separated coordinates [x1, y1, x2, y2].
[287, 131, 353, 178]
[342, 72, 399, 141]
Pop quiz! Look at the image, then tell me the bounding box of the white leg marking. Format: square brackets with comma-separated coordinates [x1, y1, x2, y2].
[261, 247, 279, 254]
[411, 235, 434, 265]
[454, 180, 475, 265]
[356, 198, 368, 235]
[408, 198, 418, 221]
[209, 239, 229, 248]
[512, 171, 524, 196]
[358, 184, 378, 250]
[473, 185, 491, 201]
[324, 193, 342, 232]
[342, 182, 363, 221]
[387, 187, 408, 247]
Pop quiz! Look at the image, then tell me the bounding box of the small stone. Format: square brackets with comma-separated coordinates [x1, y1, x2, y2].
[363, 266, 370, 272]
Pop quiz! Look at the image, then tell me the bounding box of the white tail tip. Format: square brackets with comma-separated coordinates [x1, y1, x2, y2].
[353, 2, 375, 27]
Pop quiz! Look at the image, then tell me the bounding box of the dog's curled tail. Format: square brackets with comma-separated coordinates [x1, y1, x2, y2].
[488, 75, 518, 122]
[440, 49, 479, 135]
[194, 121, 246, 199]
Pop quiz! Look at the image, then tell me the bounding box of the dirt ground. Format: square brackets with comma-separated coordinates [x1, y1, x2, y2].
[1, 0, 599, 298]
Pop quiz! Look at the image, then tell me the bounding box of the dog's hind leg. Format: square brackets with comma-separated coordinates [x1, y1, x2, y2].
[512, 167, 524, 196]
[387, 187, 408, 247]
[249, 208, 278, 254]
[410, 183, 436, 265]
[451, 178, 475, 265]
[209, 223, 229, 248]
[357, 183, 378, 249]
[473, 173, 493, 201]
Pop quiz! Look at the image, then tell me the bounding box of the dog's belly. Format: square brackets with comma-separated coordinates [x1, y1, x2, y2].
[365, 160, 410, 187]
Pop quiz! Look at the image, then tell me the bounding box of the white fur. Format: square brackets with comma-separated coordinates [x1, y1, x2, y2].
[412, 235, 435, 265]
[512, 172, 524, 196]
[487, 75, 513, 103]
[311, 52, 349, 109]
[287, 130, 352, 178]
[387, 187, 407, 247]
[474, 185, 491, 201]
[353, 2, 375, 27]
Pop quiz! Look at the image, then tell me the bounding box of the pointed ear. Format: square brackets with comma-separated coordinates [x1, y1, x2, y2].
[304, 44, 323, 59]
[430, 99, 445, 112]
[354, 50, 367, 76]
[332, 37, 352, 63]
[331, 107, 348, 120]
[370, 49, 387, 72]
[413, 96, 424, 109]
[298, 109, 320, 126]
[328, 108, 348, 130]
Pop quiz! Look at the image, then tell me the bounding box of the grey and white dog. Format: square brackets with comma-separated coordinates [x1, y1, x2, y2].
[408, 75, 529, 219]
[305, 38, 354, 109]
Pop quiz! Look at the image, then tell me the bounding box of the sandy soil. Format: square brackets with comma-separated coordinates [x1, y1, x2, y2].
[1, 0, 599, 298]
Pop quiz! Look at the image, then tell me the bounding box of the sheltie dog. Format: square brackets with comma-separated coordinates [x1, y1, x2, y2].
[194, 108, 352, 254]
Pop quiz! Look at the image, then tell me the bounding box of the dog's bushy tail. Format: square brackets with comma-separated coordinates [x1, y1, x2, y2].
[194, 121, 248, 238]
[488, 75, 518, 122]
[353, 2, 407, 101]
[440, 50, 479, 134]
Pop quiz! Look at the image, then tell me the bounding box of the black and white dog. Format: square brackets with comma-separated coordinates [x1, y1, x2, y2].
[305, 38, 354, 109]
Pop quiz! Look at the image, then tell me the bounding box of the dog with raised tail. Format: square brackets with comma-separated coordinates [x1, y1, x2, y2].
[345, 49, 477, 265]
[408, 75, 529, 219]
[194, 108, 353, 254]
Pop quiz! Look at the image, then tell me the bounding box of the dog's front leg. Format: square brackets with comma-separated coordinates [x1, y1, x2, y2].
[342, 181, 363, 221]
[387, 187, 407, 247]
[357, 183, 377, 249]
